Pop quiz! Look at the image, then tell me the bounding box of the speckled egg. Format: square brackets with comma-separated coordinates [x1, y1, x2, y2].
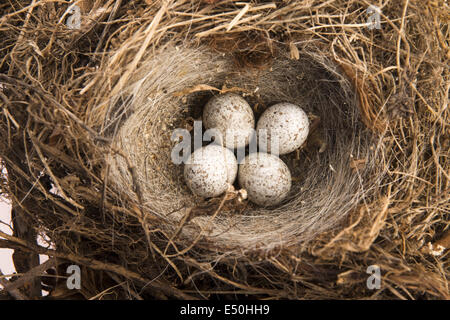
[184, 144, 238, 198]
[238, 152, 291, 206]
[203, 93, 255, 149]
[256, 102, 309, 155]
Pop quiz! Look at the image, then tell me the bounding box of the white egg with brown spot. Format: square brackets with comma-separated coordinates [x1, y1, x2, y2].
[256, 102, 309, 155]
[238, 152, 291, 206]
[203, 93, 255, 149]
[184, 144, 238, 198]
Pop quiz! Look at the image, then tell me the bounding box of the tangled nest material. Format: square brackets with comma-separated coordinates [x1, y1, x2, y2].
[0, 0, 448, 299]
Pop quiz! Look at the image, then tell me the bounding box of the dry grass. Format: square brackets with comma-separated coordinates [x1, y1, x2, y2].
[0, 0, 448, 299]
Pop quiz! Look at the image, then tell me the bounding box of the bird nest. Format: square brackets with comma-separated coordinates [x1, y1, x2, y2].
[0, 0, 448, 299]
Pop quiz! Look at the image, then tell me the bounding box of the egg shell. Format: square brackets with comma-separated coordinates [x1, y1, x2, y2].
[238, 152, 291, 206]
[256, 102, 309, 155]
[184, 144, 238, 198]
[203, 93, 255, 149]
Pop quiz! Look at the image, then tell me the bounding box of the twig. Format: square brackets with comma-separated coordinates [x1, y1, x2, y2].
[93, 0, 123, 57]
[0, 231, 195, 300]
[2, 258, 59, 293]
[0, 271, 29, 300]
[0, 74, 110, 143]
[106, 272, 143, 300]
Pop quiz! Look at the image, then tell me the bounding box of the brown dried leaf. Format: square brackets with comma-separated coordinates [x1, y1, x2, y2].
[289, 42, 299, 60]
[350, 158, 366, 171]
[173, 84, 249, 96]
[173, 84, 220, 96]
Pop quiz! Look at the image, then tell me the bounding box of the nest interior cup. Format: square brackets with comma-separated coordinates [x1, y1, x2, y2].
[106, 44, 379, 254]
